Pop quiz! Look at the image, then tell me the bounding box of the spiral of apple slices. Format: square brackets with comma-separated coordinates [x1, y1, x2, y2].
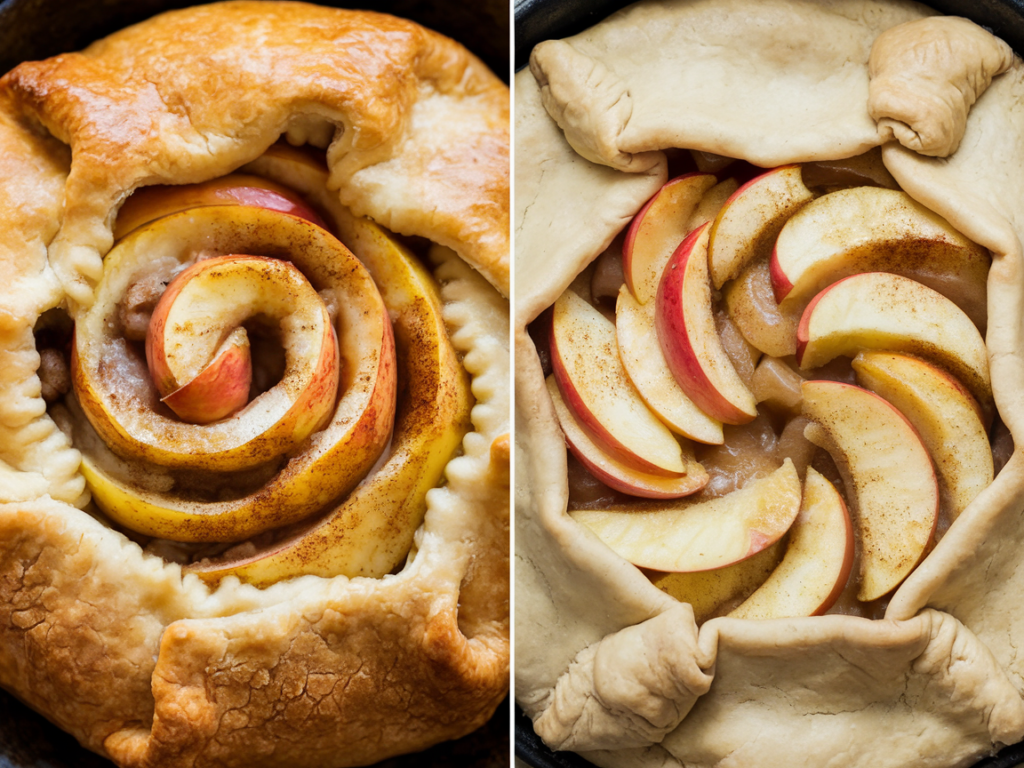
[71, 204, 397, 542]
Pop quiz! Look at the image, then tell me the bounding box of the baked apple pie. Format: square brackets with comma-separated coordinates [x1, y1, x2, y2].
[515, 1, 1024, 766]
[0, 3, 509, 766]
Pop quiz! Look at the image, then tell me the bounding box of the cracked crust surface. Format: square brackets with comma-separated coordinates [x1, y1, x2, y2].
[0, 3, 509, 766]
[515, 1, 1024, 766]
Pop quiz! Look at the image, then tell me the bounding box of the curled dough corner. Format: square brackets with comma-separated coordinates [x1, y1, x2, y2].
[530, 40, 661, 173]
[869, 16, 1014, 157]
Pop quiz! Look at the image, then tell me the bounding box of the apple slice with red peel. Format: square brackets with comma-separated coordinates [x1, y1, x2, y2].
[616, 285, 723, 445]
[552, 289, 687, 476]
[707, 165, 815, 289]
[547, 376, 708, 499]
[655, 224, 758, 425]
[570, 459, 801, 572]
[801, 380, 939, 602]
[723, 259, 800, 358]
[622, 173, 717, 304]
[730, 467, 854, 619]
[796, 272, 992, 414]
[114, 172, 327, 240]
[650, 537, 784, 623]
[158, 326, 252, 424]
[852, 350, 993, 523]
[770, 187, 989, 328]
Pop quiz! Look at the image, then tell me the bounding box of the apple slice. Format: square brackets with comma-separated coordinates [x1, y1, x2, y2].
[655, 224, 758, 425]
[158, 326, 252, 424]
[801, 380, 939, 602]
[750, 356, 805, 418]
[622, 173, 717, 304]
[114, 173, 327, 240]
[547, 376, 708, 499]
[649, 537, 784, 623]
[551, 289, 687, 476]
[796, 272, 992, 414]
[570, 459, 801, 572]
[730, 468, 854, 619]
[722, 259, 800, 358]
[707, 165, 815, 289]
[770, 186, 989, 328]
[852, 350, 993, 523]
[615, 286, 723, 445]
[189, 217, 472, 581]
[72, 205, 394, 473]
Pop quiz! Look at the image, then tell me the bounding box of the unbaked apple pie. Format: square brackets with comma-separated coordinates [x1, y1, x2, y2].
[0, 3, 509, 767]
[515, 1, 1024, 766]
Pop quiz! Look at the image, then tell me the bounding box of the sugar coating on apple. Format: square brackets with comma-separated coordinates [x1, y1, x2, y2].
[770, 186, 989, 327]
[615, 286, 724, 445]
[114, 173, 327, 240]
[852, 350, 993, 523]
[623, 173, 717, 304]
[801, 380, 938, 602]
[147, 254, 338, 431]
[650, 537, 784, 623]
[796, 272, 992, 412]
[547, 375, 709, 499]
[570, 459, 801, 572]
[655, 223, 758, 425]
[723, 259, 800, 358]
[730, 468, 854, 619]
[707, 165, 815, 289]
[551, 289, 687, 476]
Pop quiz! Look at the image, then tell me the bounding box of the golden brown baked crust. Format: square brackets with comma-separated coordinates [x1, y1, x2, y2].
[0, 3, 509, 766]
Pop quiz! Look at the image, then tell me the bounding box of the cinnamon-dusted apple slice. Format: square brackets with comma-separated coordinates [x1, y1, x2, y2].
[723, 259, 801, 358]
[650, 538, 784, 623]
[189, 222, 473, 583]
[114, 172, 327, 239]
[552, 289, 687, 476]
[801, 380, 939, 602]
[146, 255, 336, 428]
[547, 376, 708, 499]
[852, 351, 993, 522]
[623, 172, 717, 304]
[571, 459, 800, 572]
[770, 187, 989, 327]
[655, 224, 758, 425]
[616, 285, 723, 445]
[73, 205, 395, 473]
[707, 165, 815, 289]
[685, 177, 739, 235]
[796, 272, 992, 414]
[730, 468, 854, 619]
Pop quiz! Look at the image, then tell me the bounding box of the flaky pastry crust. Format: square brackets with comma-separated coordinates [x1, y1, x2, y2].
[516, 2, 1024, 767]
[0, 3, 509, 766]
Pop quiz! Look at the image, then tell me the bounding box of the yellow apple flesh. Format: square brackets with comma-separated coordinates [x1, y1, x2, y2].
[655, 224, 758, 425]
[189, 216, 472, 583]
[157, 326, 252, 424]
[802, 380, 939, 602]
[114, 172, 327, 240]
[615, 285, 723, 445]
[723, 259, 801, 358]
[547, 376, 708, 499]
[570, 459, 801, 572]
[730, 468, 854, 619]
[770, 186, 989, 329]
[852, 350, 993, 523]
[622, 173, 717, 304]
[707, 165, 815, 289]
[796, 272, 992, 415]
[551, 289, 687, 476]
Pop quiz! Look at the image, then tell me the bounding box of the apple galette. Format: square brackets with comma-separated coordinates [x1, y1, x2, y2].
[515, 1, 1024, 766]
[0, 3, 509, 767]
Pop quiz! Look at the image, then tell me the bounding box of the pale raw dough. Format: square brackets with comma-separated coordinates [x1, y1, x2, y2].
[0, 3, 509, 766]
[515, 1, 1024, 766]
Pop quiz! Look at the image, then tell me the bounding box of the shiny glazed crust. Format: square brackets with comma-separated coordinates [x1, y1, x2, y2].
[0, 3, 509, 766]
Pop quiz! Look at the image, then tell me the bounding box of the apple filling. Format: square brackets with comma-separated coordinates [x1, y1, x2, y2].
[537, 149, 1002, 622]
[48, 144, 473, 584]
